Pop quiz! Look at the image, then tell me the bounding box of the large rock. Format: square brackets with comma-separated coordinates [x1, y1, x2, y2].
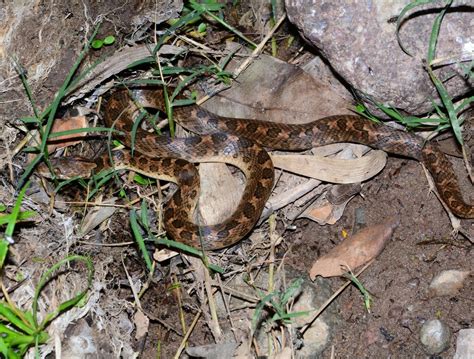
[285, 0, 473, 115]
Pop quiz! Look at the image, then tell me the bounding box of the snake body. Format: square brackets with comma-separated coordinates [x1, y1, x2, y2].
[49, 87, 474, 249]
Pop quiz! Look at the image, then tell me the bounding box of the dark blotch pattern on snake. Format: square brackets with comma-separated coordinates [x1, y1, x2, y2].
[47, 87, 474, 250]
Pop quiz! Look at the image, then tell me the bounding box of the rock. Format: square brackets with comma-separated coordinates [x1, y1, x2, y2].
[428, 270, 470, 297]
[419, 319, 451, 355]
[285, 0, 473, 115]
[454, 329, 474, 359]
[186, 342, 238, 359]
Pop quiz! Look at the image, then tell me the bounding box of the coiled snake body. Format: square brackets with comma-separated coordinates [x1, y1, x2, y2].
[49, 87, 474, 249]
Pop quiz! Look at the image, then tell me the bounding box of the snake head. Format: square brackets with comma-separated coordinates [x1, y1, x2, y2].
[37, 157, 97, 179]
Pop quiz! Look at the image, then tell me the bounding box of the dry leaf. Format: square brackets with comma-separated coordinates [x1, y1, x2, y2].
[301, 184, 361, 225]
[153, 248, 179, 262]
[79, 197, 117, 236]
[134, 309, 150, 340]
[302, 198, 352, 225]
[47, 114, 88, 152]
[271, 150, 386, 184]
[204, 54, 353, 122]
[305, 203, 333, 224]
[309, 220, 399, 279]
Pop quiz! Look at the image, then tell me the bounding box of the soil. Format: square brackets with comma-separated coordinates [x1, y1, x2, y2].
[0, 1, 472, 358]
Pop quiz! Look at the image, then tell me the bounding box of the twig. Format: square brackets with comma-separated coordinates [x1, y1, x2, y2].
[174, 310, 202, 359]
[234, 14, 287, 77]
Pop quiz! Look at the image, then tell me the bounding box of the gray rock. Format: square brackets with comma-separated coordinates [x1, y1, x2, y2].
[285, 0, 473, 115]
[454, 329, 474, 359]
[420, 319, 451, 355]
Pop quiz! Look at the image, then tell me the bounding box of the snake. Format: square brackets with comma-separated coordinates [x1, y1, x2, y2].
[43, 86, 474, 250]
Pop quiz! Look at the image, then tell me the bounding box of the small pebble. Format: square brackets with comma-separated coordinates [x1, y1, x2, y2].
[453, 329, 474, 359]
[429, 270, 470, 297]
[420, 319, 451, 355]
[406, 277, 420, 288]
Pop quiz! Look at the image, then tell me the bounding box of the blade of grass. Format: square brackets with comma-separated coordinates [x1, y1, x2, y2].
[154, 238, 223, 273]
[4, 182, 30, 244]
[47, 126, 120, 139]
[130, 209, 154, 272]
[396, 0, 442, 56]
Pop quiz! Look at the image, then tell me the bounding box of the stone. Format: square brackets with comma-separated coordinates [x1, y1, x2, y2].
[419, 319, 451, 355]
[428, 269, 470, 297]
[453, 329, 474, 359]
[285, 0, 473, 115]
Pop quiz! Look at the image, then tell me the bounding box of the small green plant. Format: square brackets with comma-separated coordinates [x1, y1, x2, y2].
[251, 278, 310, 333]
[0, 255, 93, 358]
[91, 35, 116, 50]
[343, 269, 372, 313]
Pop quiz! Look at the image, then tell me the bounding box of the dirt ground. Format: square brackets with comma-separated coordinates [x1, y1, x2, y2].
[0, 1, 472, 358]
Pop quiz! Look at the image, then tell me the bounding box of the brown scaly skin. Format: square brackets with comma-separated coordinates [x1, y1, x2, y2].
[46, 86, 473, 249]
[127, 87, 472, 220]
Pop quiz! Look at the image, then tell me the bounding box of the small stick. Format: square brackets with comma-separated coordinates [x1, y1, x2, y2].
[173, 310, 202, 359]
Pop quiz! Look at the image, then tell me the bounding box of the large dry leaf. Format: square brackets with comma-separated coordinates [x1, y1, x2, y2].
[271, 150, 386, 183]
[203, 54, 353, 122]
[28, 114, 88, 162]
[309, 220, 399, 279]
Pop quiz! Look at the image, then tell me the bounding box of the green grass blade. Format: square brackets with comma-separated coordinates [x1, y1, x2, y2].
[0, 241, 9, 269]
[429, 68, 463, 143]
[280, 278, 303, 305]
[4, 182, 30, 243]
[153, 10, 202, 54]
[427, 0, 452, 64]
[396, 0, 440, 56]
[172, 98, 196, 107]
[0, 302, 34, 335]
[53, 177, 88, 194]
[0, 210, 36, 227]
[47, 126, 119, 139]
[140, 200, 150, 229]
[17, 154, 44, 193]
[86, 170, 117, 200]
[130, 111, 147, 156]
[123, 79, 165, 87]
[272, 310, 311, 323]
[130, 209, 153, 272]
[162, 85, 175, 137]
[454, 96, 473, 113]
[153, 237, 224, 273]
[252, 292, 277, 330]
[189, 1, 257, 47]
